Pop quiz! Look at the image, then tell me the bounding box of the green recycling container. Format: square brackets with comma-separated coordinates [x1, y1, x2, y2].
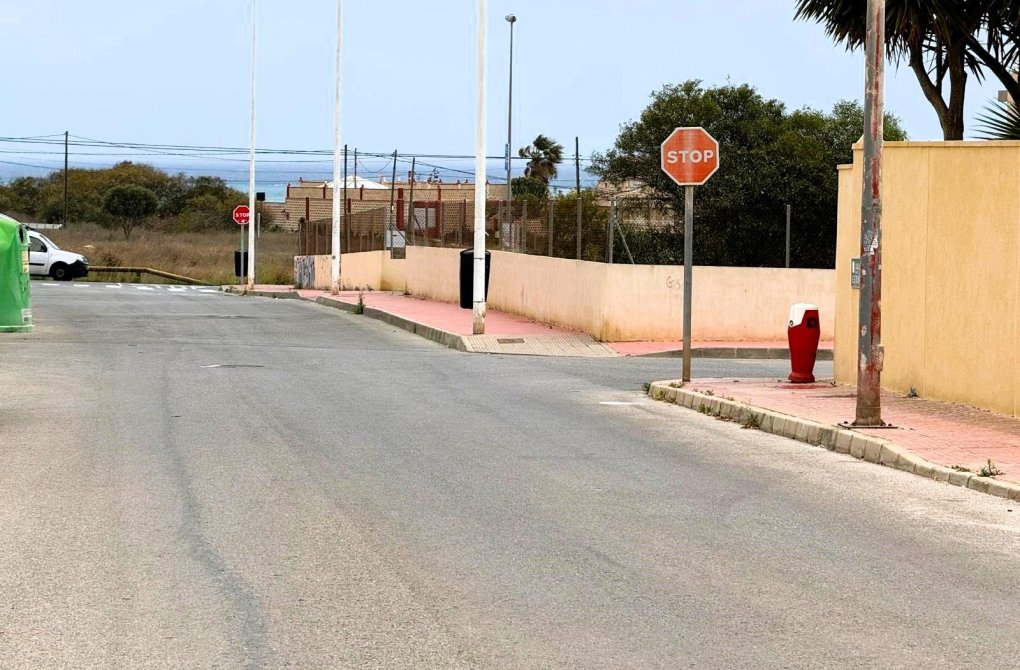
[0, 214, 33, 333]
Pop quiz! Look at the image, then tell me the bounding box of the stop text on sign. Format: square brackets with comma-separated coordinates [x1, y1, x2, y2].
[664, 148, 715, 165]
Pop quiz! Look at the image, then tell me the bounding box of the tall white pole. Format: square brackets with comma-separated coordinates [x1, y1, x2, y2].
[246, 0, 257, 290]
[473, 0, 487, 334]
[330, 0, 343, 295]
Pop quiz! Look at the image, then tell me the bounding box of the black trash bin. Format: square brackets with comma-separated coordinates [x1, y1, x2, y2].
[234, 250, 248, 278]
[459, 248, 490, 309]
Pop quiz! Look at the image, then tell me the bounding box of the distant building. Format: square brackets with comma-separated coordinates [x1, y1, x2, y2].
[278, 176, 510, 232]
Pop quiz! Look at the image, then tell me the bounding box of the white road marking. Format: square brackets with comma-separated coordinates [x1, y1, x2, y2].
[106, 284, 123, 288]
[198, 289, 219, 293]
[38, 283, 58, 287]
[72, 283, 90, 287]
[599, 401, 640, 406]
[200, 364, 222, 368]
[134, 286, 156, 291]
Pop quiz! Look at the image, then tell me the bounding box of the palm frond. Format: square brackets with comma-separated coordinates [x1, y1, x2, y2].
[974, 100, 1020, 139]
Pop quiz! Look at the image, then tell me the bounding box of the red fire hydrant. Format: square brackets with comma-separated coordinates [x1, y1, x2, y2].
[788, 303, 820, 383]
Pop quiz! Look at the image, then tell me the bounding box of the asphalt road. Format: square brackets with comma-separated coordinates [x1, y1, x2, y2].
[1, 282, 1018, 669]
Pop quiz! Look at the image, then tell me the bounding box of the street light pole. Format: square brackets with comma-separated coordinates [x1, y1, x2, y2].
[473, 0, 488, 335]
[505, 14, 516, 247]
[246, 0, 257, 291]
[331, 0, 344, 295]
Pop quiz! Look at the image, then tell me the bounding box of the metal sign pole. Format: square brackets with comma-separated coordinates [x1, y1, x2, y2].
[682, 185, 694, 382]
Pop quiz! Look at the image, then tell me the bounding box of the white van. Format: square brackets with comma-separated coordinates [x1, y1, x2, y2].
[27, 229, 89, 280]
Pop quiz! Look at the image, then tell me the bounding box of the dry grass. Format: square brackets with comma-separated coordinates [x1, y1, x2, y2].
[43, 224, 296, 285]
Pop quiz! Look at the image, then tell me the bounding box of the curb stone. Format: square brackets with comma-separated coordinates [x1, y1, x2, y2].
[314, 296, 466, 351]
[648, 381, 1020, 503]
[223, 288, 468, 350]
[636, 347, 834, 361]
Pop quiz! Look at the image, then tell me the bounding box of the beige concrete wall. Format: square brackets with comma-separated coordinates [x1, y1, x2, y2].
[294, 251, 403, 291]
[380, 254, 406, 292]
[404, 247, 834, 341]
[835, 141, 1020, 416]
[405, 246, 463, 303]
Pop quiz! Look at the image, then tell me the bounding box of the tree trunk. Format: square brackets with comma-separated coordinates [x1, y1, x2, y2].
[945, 42, 968, 140]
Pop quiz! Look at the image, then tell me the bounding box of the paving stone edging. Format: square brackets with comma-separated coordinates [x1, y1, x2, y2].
[648, 381, 1020, 502]
[637, 347, 834, 361]
[313, 296, 467, 351]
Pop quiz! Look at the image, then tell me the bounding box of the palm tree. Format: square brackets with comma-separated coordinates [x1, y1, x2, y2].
[975, 99, 1020, 139]
[795, 1, 1020, 140]
[518, 135, 564, 184]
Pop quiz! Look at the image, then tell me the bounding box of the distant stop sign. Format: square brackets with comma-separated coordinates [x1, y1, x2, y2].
[660, 127, 720, 186]
[232, 205, 251, 225]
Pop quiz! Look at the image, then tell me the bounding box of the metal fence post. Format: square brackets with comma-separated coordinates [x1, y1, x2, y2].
[521, 199, 528, 253]
[608, 198, 615, 264]
[548, 198, 554, 257]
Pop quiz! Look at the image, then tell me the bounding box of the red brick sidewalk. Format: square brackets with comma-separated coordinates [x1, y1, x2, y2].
[686, 378, 1020, 487]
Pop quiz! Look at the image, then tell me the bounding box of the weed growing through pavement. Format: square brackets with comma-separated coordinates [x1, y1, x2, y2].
[704, 389, 715, 396]
[642, 382, 651, 393]
[741, 412, 762, 430]
[951, 464, 972, 472]
[908, 387, 920, 398]
[669, 382, 685, 389]
[980, 459, 1005, 478]
[698, 403, 710, 414]
[354, 291, 365, 314]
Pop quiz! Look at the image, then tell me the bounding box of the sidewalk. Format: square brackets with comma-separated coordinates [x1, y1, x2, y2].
[648, 377, 1020, 499]
[227, 285, 832, 359]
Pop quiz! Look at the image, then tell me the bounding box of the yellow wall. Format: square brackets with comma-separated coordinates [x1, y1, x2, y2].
[835, 141, 1020, 416]
[405, 247, 834, 341]
[295, 251, 403, 291]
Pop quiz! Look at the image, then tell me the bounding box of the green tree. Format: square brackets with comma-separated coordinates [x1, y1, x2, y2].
[518, 135, 564, 184]
[511, 175, 549, 200]
[591, 81, 907, 268]
[795, 0, 1020, 140]
[102, 184, 158, 239]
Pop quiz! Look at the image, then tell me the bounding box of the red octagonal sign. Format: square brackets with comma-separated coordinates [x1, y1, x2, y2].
[232, 205, 251, 225]
[660, 127, 719, 186]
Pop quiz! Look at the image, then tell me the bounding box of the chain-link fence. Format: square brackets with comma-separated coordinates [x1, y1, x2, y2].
[402, 196, 680, 264]
[298, 196, 685, 265]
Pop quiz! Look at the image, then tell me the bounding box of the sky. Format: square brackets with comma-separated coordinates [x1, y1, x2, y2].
[0, 0, 1007, 188]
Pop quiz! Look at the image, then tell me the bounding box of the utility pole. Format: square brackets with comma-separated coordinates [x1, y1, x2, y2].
[387, 150, 397, 251]
[246, 0, 257, 291]
[575, 136, 582, 259]
[855, 0, 885, 426]
[63, 131, 69, 226]
[473, 0, 488, 334]
[330, 0, 344, 295]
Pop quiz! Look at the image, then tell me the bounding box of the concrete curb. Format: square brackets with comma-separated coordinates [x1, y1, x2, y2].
[648, 381, 1020, 503]
[636, 348, 834, 361]
[313, 296, 467, 351]
[222, 287, 303, 300]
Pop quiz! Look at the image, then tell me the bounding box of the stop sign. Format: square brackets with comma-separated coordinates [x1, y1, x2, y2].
[660, 127, 719, 186]
[232, 205, 251, 225]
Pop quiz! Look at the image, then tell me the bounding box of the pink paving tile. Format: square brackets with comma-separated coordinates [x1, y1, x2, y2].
[679, 378, 1020, 486]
